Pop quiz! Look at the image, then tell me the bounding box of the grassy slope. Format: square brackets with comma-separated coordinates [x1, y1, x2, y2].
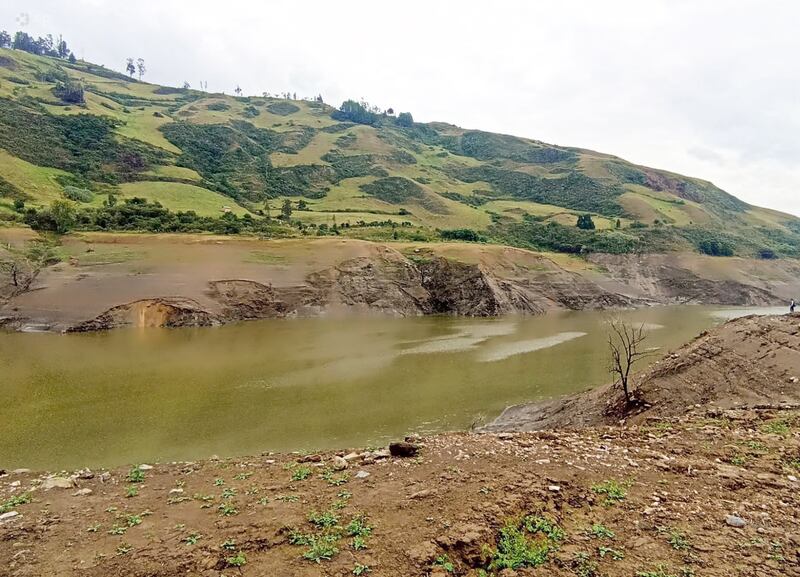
[1, 47, 798, 256]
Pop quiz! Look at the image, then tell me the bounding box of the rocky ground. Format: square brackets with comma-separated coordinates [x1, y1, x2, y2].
[1, 409, 798, 577]
[2, 315, 800, 576]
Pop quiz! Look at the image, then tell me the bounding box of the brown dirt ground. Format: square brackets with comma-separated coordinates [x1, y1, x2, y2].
[2, 316, 800, 577]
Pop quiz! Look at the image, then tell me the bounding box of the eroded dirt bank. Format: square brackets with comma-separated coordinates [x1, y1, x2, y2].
[2, 232, 799, 332]
[486, 313, 800, 432]
[1, 316, 799, 576]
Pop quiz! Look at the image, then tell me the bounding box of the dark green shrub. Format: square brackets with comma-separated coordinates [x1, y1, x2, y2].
[440, 228, 485, 242]
[267, 102, 299, 116]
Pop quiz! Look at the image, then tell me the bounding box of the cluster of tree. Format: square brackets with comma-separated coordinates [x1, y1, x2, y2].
[1, 30, 76, 62]
[331, 100, 414, 128]
[440, 228, 486, 242]
[125, 58, 146, 80]
[21, 198, 291, 236]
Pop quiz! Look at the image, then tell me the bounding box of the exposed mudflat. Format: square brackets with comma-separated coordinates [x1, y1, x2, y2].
[2, 230, 799, 332]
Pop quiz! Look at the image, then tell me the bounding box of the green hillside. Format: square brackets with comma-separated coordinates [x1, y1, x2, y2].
[1, 46, 799, 257]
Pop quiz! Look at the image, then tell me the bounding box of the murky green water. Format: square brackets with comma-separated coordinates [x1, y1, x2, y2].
[0, 306, 786, 469]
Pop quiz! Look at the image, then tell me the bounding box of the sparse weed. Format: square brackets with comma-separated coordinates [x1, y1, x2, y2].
[221, 488, 237, 499]
[108, 525, 127, 535]
[636, 564, 677, 577]
[523, 515, 565, 541]
[435, 554, 455, 572]
[116, 542, 132, 555]
[125, 485, 139, 498]
[591, 480, 628, 505]
[302, 534, 339, 563]
[233, 472, 252, 480]
[275, 494, 299, 502]
[345, 514, 372, 538]
[353, 564, 370, 576]
[589, 523, 615, 539]
[762, 419, 790, 436]
[86, 523, 101, 533]
[127, 467, 145, 483]
[486, 520, 551, 570]
[125, 514, 142, 527]
[218, 503, 239, 516]
[292, 466, 313, 481]
[572, 552, 599, 577]
[308, 510, 339, 528]
[226, 552, 247, 567]
[221, 538, 237, 551]
[184, 532, 201, 545]
[598, 546, 625, 560]
[0, 493, 32, 514]
[214, 478, 225, 486]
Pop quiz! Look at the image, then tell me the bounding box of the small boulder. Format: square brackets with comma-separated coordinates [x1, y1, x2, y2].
[0, 511, 20, 523]
[332, 456, 348, 471]
[73, 488, 93, 497]
[389, 441, 419, 458]
[42, 477, 76, 490]
[726, 515, 746, 528]
[355, 470, 371, 479]
[138, 464, 154, 471]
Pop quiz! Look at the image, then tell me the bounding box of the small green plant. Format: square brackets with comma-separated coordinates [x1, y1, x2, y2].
[127, 467, 145, 483]
[598, 546, 625, 560]
[572, 552, 599, 577]
[125, 514, 142, 527]
[86, 523, 101, 532]
[321, 469, 350, 486]
[636, 565, 677, 577]
[214, 478, 225, 486]
[729, 453, 748, 466]
[762, 419, 790, 436]
[292, 466, 313, 481]
[221, 488, 237, 499]
[589, 523, 615, 539]
[108, 525, 127, 535]
[289, 530, 313, 546]
[258, 496, 270, 505]
[226, 552, 247, 567]
[218, 503, 239, 516]
[0, 493, 32, 514]
[125, 485, 139, 498]
[302, 534, 339, 563]
[435, 554, 455, 572]
[308, 509, 339, 528]
[353, 564, 370, 576]
[666, 529, 689, 551]
[275, 494, 299, 502]
[345, 514, 373, 538]
[116, 543, 132, 555]
[352, 535, 367, 550]
[523, 515, 565, 541]
[591, 480, 628, 505]
[486, 520, 551, 570]
[184, 532, 201, 545]
[233, 472, 252, 480]
[221, 538, 237, 551]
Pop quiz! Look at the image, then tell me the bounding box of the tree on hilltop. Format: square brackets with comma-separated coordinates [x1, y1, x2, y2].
[396, 112, 414, 127]
[126, 58, 136, 78]
[0, 30, 11, 48]
[136, 58, 146, 81]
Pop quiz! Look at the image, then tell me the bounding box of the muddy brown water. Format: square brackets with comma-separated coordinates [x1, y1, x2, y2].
[0, 305, 786, 470]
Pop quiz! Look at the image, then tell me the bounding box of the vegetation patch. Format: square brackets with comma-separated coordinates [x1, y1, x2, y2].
[267, 102, 300, 116]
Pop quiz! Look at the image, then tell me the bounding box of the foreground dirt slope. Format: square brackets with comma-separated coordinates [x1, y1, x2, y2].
[3, 231, 800, 331]
[487, 313, 800, 431]
[1, 409, 798, 577]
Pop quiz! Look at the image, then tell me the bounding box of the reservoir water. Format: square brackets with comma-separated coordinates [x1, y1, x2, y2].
[0, 305, 786, 469]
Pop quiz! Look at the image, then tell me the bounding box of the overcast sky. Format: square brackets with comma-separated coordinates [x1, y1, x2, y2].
[4, 0, 799, 215]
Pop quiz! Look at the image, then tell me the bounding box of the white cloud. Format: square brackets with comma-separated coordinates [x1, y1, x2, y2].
[3, 0, 798, 215]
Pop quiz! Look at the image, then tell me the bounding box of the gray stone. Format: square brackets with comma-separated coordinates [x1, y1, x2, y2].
[355, 470, 370, 479]
[0, 511, 19, 522]
[726, 515, 746, 527]
[42, 477, 75, 490]
[332, 456, 348, 471]
[72, 488, 93, 496]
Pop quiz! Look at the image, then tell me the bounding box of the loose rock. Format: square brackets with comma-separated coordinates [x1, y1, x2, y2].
[389, 441, 419, 458]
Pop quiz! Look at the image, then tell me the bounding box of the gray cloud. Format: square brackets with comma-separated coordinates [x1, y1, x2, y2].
[3, 0, 798, 215]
